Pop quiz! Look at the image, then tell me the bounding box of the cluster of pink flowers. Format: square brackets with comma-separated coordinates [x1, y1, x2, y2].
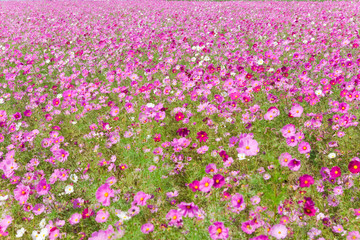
[0, 0, 360, 239]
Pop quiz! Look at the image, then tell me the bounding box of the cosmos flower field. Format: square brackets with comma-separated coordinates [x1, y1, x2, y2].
[1, 0, 360, 239]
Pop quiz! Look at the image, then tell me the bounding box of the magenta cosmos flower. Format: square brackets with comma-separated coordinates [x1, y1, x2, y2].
[177, 127, 190, 137]
[189, 180, 200, 192]
[298, 142, 311, 154]
[95, 184, 114, 206]
[348, 159, 360, 174]
[213, 174, 225, 188]
[178, 202, 198, 218]
[330, 166, 341, 178]
[141, 223, 154, 234]
[237, 137, 259, 156]
[299, 174, 314, 188]
[197, 131, 208, 142]
[208, 222, 229, 240]
[175, 112, 184, 121]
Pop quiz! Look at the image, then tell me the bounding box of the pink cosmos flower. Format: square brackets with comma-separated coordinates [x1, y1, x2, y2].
[264, 106, 280, 120]
[231, 193, 244, 208]
[95, 184, 114, 206]
[95, 209, 109, 223]
[205, 163, 218, 174]
[14, 183, 30, 204]
[288, 159, 301, 171]
[110, 106, 120, 116]
[250, 196, 261, 205]
[289, 103, 303, 117]
[53, 149, 69, 162]
[133, 191, 151, 206]
[0, 215, 12, 232]
[278, 153, 292, 167]
[332, 224, 344, 233]
[281, 124, 296, 138]
[298, 142, 311, 154]
[199, 177, 214, 192]
[208, 222, 229, 240]
[166, 209, 182, 226]
[241, 220, 255, 234]
[69, 213, 82, 225]
[286, 136, 298, 147]
[237, 137, 259, 156]
[36, 178, 51, 196]
[33, 203, 45, 215]
[269, 224, 288, 239]
[197, 145, 209, 154]
[141, 223, 154, 234]
[347, 231, 360, 240]
[49, 228, 60, 240]
[0, 110, 7, 121]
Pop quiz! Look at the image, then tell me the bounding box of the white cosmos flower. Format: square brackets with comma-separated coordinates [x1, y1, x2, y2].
[146, 103, 155, 108]
[204, 56, 210, 61]
[328, 153, 336, 159]
[0, 195, 8, 201]
[257, 59, 264, 65]
[315, 90, 323, 96]
[191, 57, 196, 62]
[70, 174, 78, 183]
[238, 153, 246, 160]
[0, 98, 4, 104]
[16, 228, 26, 238]
[65, 185, 74, 194]
[56, 94, 63, 99]
[116, 211, 131, 221]
[39, 218, 46, 228]
[39, 228, 49, 239]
